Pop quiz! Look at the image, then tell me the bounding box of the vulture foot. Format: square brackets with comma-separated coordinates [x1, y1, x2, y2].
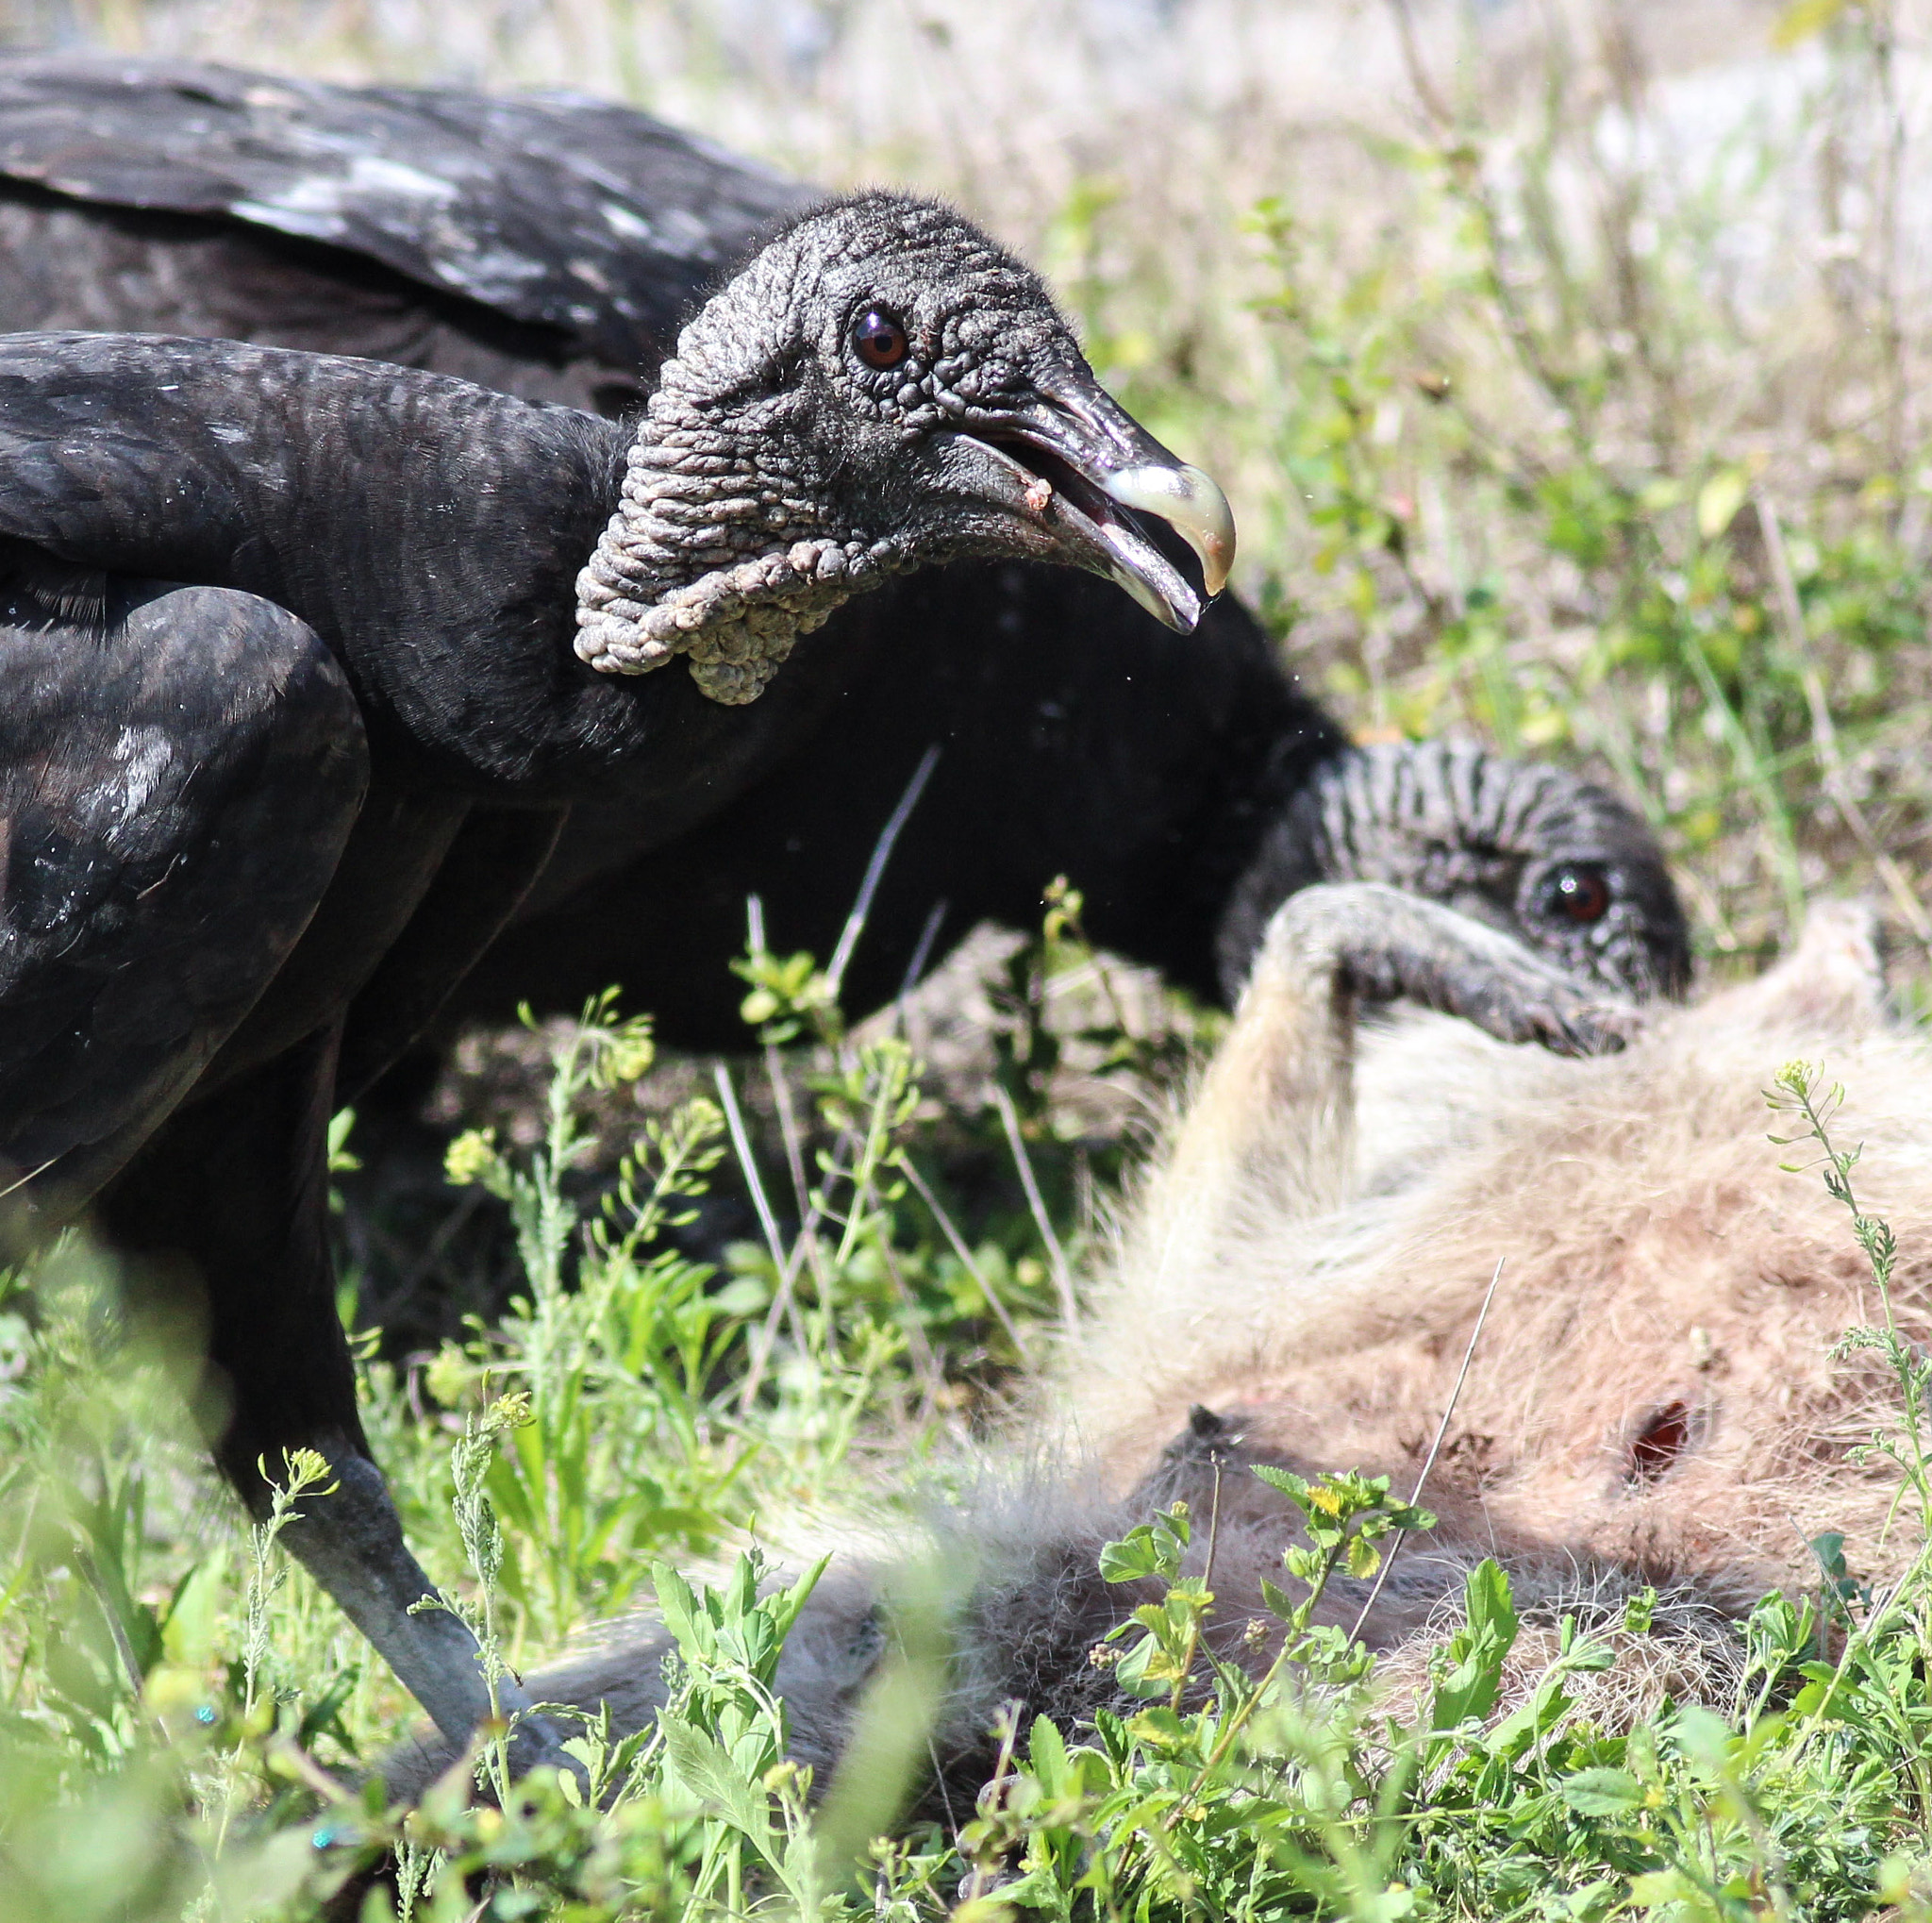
[282, 1449, 574, 1776]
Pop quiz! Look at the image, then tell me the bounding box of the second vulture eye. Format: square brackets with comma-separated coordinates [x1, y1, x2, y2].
[1544, 863, 1613, 925]
[853, 308, 910, 370]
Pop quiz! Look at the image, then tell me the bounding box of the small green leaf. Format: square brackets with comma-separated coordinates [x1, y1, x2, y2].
[1099, 1529, 1166, 1584]
[1252, 1463, 1312, 1504]
[1560, 1767, 1643, 1816]
[659, 1712, 777, 1859]
[1430, 1560, 1520, 1730]
[651, 1562, 703, 1657]
[1125, 1706, 1192, 1751]
[1028, 1713, 1070, 1788]
[1464, 1557, 1520, 1648]
[1111, 1635, 1167, 1699]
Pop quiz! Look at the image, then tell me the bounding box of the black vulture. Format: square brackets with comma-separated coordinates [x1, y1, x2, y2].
[453, 581, 1690, 1056]
[0, 53, 1691, 1055]
[0, 192, 1234, 1757]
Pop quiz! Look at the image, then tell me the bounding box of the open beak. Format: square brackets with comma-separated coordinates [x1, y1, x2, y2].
[962, 381, 1236, 632]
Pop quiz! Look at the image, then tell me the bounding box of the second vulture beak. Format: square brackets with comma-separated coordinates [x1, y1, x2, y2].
[967, 381, 1237, 633]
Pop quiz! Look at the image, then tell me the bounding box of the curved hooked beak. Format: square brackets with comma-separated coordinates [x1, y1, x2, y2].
[962, 381, 1236, 631]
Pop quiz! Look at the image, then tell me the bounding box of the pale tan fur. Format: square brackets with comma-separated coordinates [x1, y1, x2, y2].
[1060, 896, 1925, 1600]
[389, 895, 1932, 1806]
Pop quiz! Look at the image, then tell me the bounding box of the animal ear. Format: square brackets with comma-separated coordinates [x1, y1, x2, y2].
[1712, 897, 1888, 1035]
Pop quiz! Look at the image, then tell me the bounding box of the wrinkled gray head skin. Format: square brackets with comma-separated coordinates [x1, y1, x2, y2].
[576, 192, 1233, 702]
[1217, 740, 1691, 1003]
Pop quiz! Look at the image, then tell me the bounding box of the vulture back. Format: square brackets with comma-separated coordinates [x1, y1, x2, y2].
[0, 54, 811, 410]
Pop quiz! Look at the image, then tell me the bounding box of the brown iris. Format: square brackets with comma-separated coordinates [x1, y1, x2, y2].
[853, 308, 910, 370]
[1548, 863, 1613, 925]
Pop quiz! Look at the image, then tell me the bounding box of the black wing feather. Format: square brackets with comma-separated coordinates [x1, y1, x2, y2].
[0, 55, 813, 365]
[0, 568, 367, 1205]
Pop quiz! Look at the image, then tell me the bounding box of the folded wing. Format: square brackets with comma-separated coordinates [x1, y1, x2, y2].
[0, 55, 812, 386]
[0, 565, 367, 1205]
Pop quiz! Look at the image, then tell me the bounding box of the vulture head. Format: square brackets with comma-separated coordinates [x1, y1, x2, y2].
[1219, 741, 1693, 1004]
[575, 192, 1234, 702]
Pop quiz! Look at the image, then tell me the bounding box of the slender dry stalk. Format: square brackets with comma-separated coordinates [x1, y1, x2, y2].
[991, 1084, 1078, 1333]
[897, 1153, 1030, 1359]
[1349, 1257, 1506, 1643]
[712, 1064, 785, 1275]
[824, 746, 941, 1007]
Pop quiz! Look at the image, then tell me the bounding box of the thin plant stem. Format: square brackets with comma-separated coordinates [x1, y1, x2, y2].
[763, 1044, 835, 1318]
[824, 744, 941, 1005]
[992, 1083, 1078, 1333]
[1163, 1498, 1372, 1830]
[737, 1130, 849, 1414]
[764, 1043, 813, 1225]
[896, 1154, 1029, 1358]
[1350, 1258, 1505, 1643]
[1169, 1453, 1226, 1716]
[713, 1063, 786, 1277]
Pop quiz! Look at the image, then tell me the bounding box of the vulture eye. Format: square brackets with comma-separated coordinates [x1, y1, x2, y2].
[1543, 863, 1613, 926]
[852, 308, 910, 371]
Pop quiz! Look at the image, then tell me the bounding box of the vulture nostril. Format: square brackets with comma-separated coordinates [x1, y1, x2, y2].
[1626, 1400, 1695, 1485]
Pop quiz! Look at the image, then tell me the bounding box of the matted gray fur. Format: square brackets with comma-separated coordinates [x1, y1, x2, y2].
[389, 887, 1927, 1809]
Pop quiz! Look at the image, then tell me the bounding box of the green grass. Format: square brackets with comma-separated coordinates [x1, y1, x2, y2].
[8, 928, 1932, 1920]
[9, 1, 1932, 1915]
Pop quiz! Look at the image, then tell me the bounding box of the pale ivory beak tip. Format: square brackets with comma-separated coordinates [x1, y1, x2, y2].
[1102, 461, 1237, 601]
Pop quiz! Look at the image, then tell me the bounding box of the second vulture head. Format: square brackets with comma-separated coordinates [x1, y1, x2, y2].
[575, 192, 1235, 702]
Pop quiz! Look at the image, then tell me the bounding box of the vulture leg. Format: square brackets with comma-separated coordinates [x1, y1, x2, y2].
[1241, 879, 1649, 1062]
[0, 570, 540, 1756]
[99, 1031, 558, 1758]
